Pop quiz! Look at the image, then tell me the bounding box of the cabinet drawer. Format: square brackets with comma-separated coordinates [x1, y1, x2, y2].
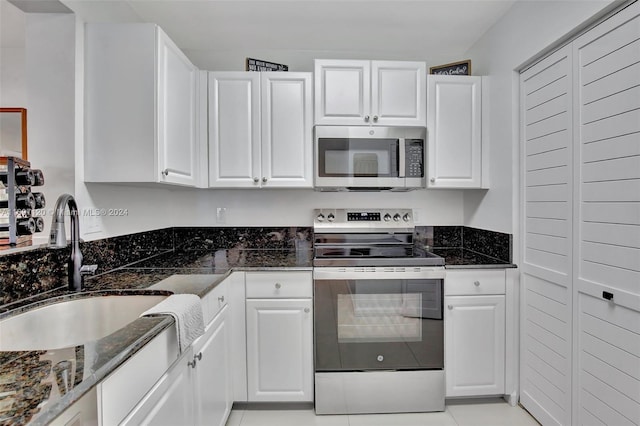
[445, 270, 506, 295]
[245, 271, 312, 298]
[203, 278, 229, 326]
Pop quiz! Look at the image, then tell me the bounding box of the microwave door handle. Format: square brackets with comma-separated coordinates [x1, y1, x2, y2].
[398, 138, 406, 177]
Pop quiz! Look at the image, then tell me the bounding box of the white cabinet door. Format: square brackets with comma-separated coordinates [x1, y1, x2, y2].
[192, 305, 232, 426]
[246, 298, 313, 401]
[208, 72, 261, 188]
[260, 73, 313, 188]
[445, 295, 505, 397]
[85, 23, 204, 187]
[157, 30, 200, 186]
[315, 59, 426, 126]
[121, 348, 195, 426]
[371, 61, 426, 126]
[209, 72, 313, 188]
[427, 75, 483, 188]
[314, 59, 370, 125]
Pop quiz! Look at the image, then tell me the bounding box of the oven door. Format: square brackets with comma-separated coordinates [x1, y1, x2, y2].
[313, 267, 444, 372]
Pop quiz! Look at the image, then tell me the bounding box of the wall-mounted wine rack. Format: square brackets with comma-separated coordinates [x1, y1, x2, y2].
[1, 156, 45, 248]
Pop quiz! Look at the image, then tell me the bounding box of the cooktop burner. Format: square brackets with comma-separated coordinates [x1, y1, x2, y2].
[312, 208, 445, 267]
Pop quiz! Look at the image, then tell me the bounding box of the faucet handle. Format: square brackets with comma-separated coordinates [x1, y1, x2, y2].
[80, 264, 98, 276]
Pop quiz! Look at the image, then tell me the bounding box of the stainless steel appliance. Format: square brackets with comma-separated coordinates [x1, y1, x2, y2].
[314, 126, 425, 191]
[313, 208, 445, 414]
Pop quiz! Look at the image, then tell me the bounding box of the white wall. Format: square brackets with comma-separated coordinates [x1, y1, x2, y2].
[462, 0, 618, 234]
[25, 12, 76, 244]
[79, 185, 463, 239]
[0, 1, 26, 106]
[0, 4, 76, 245]
[185, 48, 455, 75]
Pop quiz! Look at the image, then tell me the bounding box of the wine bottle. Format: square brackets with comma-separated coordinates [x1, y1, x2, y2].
[35, 217, 45, 233]
[0, 169, 35, 186]
[32, 169, 45, 186]
[0, 218, 36, 235]
[33, 192, 46, 209]
[0, 192, 36, 209]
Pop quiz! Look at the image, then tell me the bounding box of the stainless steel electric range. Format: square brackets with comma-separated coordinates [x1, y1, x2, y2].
[313, 209, 446, 415]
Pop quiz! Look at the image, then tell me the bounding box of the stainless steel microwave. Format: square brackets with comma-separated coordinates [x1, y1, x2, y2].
[314, 126, 426, 191]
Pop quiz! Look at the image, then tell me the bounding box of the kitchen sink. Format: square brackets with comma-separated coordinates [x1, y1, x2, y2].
[0, 294, 168, 351]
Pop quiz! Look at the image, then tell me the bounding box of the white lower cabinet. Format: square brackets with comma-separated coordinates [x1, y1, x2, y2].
[245, 272, 314, 402]
[121, 347, 195, 425]
[444, 270, 506, 397]
[102, 279, 232, 426]
[121, 305, 232, 426]
[192, 304, 232, 426]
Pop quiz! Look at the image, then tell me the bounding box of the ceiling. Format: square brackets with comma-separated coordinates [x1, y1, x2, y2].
[58, 0, 517, 64]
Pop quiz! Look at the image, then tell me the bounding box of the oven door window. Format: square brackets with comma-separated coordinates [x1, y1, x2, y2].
[317, 138, 399, 177]
[314, 278, 443, 372]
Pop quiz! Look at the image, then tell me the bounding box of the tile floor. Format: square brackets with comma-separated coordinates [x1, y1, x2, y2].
[225, 399, 540, 426]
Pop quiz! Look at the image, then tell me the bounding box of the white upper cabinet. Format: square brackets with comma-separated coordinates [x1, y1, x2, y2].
[427, 75, 487, 188]
[315, 59, 426, 126]
[208, 72, 313, 188]
[85, 23, 206, 187]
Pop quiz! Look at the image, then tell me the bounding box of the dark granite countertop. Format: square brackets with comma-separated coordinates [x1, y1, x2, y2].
[431, 248, 517, 269]
[0, 247, 313, 425]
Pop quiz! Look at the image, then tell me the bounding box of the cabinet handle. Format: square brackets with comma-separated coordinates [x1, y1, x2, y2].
[275, 283, 281, 289]
[602, 291, 614, 301]
[195, 352, 202, 361]
[253, 177, 259, 183]
[262, 177, 268, 183]
[447, 305, 453, 310]
[373, 115, 379, 122]
[474, 281, 480, 286]
[304, 308, 310, 313]
[218, 296, 225, 303]
[188, 360, 197, 369]
[161, 169, 169, 177]
[430, 178, 436, 183]
[364, 115, 370, 122]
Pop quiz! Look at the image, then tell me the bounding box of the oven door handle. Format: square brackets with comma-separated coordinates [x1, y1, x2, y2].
[313, 267, 445, 280]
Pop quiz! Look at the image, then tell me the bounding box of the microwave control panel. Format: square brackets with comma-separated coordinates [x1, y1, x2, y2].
[405, 140, 424, 177]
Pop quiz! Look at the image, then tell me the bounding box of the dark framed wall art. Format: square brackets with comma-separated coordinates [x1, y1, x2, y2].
[429, 60, 472, 76]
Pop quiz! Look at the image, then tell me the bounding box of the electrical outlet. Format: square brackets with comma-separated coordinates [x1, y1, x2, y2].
[84, 215, 102, 234]
[412, 208, 425, 224]
[216, 207, 227, 224]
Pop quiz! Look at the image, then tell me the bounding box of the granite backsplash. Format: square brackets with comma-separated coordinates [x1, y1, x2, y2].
[415, 226, 512, 264]
[0, 227, 312, 308]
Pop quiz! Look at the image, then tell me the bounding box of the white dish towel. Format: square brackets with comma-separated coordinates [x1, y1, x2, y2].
[141, 294, 205, 353]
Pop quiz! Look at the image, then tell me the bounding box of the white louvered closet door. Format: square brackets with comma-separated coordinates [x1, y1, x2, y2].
[573, 3, 640, 425]
[520, 45, 574, 426]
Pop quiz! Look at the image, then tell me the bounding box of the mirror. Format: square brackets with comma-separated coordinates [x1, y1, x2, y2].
[0, 108, 28, 160]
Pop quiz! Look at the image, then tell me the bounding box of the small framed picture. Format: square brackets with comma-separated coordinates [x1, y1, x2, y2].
[246, 57, 289, 72]
[429, 60, 472, 76]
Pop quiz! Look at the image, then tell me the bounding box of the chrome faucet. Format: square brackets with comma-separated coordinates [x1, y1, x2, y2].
[49, 194, 98, 291]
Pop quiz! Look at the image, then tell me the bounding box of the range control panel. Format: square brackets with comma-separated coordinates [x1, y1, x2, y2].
[347, 212, 381, 221]
[314, 209, 414, 230]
